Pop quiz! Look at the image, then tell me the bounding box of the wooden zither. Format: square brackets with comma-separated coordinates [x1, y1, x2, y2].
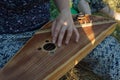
[0, 15, 117, 80]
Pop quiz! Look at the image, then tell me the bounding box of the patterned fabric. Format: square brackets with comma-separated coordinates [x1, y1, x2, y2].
[72, 0, 106, 13]
[0, 31, 35, 68]
[0, 0, 50, 34]
[0, 1, 120, 80]
[89, 0, 106, 12]
[82, 36, 120, 80]
[0, 0, 50, 67]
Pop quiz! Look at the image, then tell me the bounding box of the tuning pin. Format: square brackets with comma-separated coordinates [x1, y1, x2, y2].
[78, 12, 85, 17]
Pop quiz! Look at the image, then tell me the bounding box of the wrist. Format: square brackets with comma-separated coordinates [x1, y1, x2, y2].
[60, 8, 71, 14]
[61, 9, 73, 21]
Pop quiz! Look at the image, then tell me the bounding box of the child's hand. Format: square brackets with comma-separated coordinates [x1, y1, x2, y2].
[51, 9, 80, 47]
[101, 6, 120, 21]
[114, 12, 120, 21]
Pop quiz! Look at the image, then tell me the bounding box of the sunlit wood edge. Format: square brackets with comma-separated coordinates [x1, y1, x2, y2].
[35, 20, 115, 34]
[43, 23, 117, 80]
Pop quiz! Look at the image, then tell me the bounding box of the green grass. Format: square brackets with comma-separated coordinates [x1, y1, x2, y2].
[112, 23, 120, 42]
[50, 0, 59, 20]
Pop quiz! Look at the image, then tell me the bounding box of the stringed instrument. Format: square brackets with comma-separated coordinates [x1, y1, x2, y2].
[0, 14, 117, 80]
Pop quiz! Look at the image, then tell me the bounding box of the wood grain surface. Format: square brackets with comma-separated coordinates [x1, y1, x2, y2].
[0, 15, 116, 80]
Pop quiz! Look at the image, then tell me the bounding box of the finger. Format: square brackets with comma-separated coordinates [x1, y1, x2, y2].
[58, 26, 67, 47]
[65, 27, 73, 44]
[52, 23, 62, 43]
[51, 20, 56, 37]
[73, 27, 80, 42]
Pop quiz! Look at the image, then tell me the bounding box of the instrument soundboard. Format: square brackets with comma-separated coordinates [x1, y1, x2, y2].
[0, 15, 116, 80]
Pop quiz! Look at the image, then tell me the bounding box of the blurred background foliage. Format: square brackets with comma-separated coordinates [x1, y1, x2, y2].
[103, 0, 120, 12]
[50, 0, 120, 42]
[50, 0, 59, 20]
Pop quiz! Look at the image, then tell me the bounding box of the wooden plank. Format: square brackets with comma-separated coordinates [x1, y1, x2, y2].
[0, 15, 116, 80]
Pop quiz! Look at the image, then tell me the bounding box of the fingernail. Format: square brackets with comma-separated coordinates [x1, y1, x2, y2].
[52, 39, 55, 43]
[76, 39, 79, 42]
[58, 43, 61, 47]
[53, 41, 55, 43]
[65, 41, 69, 44]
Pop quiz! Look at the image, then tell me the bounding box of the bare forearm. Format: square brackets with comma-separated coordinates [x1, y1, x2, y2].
[53, 0, 70, 12]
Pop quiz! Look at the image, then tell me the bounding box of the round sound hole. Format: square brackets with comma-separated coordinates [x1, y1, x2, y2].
[43, 43, 56, 51]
